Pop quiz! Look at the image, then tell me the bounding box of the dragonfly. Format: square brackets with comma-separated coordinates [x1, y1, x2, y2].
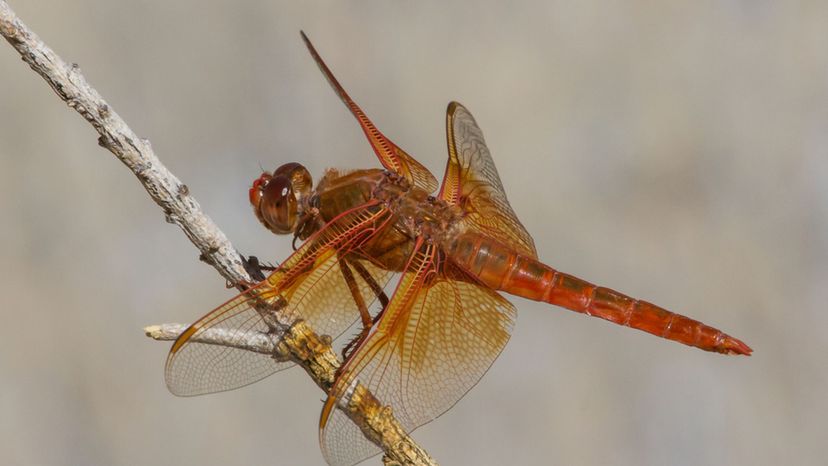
[164, 32, 752, 466]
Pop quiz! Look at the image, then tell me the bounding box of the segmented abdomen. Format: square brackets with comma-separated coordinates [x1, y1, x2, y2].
[447, 232, 751, 355]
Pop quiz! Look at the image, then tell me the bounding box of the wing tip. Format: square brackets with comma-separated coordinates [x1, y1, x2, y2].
[447, 101, 466, 116]
[300, 30, 318, 57]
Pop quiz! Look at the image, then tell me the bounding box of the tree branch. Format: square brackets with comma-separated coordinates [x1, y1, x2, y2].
[0, 2, 435, 465]
[145, 323, 281, 355]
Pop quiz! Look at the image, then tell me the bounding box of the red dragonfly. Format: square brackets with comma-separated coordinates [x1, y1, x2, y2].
[165, 32, 751, 465]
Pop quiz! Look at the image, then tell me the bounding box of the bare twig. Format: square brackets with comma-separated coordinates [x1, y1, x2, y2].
[144, 322, 436, 466]
[0, 2, 435, 465]
[144, 323, 280, 355]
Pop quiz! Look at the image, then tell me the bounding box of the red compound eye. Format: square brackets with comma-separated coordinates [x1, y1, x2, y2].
[249, 163, 313, 235]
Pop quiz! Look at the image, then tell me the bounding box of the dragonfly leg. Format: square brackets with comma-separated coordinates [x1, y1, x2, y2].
[350, 259, 390, 311]
[241, 254, 277, 282]
[340, 327, 372, 377]
[338, 258, 374, 364]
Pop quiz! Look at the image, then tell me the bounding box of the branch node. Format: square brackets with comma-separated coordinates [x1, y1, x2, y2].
[165, 211, 178, 224]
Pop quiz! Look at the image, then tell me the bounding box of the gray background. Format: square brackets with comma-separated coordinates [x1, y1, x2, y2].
[1, 1, 825, 465]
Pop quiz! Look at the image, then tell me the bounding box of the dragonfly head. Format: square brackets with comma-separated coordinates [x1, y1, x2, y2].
[250, 162, 313, 235]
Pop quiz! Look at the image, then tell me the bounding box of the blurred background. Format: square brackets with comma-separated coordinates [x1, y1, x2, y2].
[1, 1, 826, 465]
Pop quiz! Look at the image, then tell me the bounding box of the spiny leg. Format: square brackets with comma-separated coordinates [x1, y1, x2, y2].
[350, 259, 390, 313]
[241, 254, 277, 283]
[337, 257, 374, 366]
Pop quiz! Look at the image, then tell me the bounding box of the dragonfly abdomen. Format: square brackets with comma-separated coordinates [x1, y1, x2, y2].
[448, 232, 751, 355]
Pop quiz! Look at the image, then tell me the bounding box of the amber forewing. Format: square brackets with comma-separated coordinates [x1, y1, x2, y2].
[165, 203, 395, 396]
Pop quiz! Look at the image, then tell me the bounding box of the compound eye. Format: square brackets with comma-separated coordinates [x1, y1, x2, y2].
[255, 175, 298, 234]
[274, 162, 313, 202]
[264, 176, 291, 206]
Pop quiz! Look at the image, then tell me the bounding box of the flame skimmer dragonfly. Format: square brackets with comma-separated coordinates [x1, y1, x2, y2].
[165, 32, 751, 466]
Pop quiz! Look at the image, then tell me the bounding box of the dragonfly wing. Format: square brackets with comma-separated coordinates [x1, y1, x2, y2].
[301, 32, 439, 194]
[165, 202, 396, 396]
[440, 101, 537, 258]
[279, 244, 396, 341]
[164, 288, 294, 397]
[319, 240, 516, 466]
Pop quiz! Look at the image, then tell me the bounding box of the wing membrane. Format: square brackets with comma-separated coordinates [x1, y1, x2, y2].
[165, 202, 395, 396]
[164, 288, 293, 396]
[440, 101, 537, 258]
[301, 32, 438, 193]
[319, 240, 516, 466]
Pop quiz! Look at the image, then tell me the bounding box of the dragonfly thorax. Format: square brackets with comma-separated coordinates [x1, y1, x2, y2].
[374, 172, 464, 244]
